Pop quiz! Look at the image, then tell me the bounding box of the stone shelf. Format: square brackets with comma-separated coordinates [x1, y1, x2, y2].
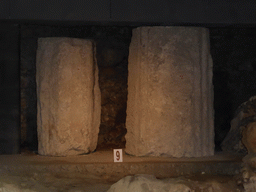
[0, 150, 243, 181]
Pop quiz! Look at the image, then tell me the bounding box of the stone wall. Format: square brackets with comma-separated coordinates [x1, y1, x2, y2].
[125, 27, 214, 157]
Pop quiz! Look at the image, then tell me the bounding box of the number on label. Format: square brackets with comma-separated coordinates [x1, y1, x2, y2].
[116, 151, 120, 161]
[113, 149, 123, 162]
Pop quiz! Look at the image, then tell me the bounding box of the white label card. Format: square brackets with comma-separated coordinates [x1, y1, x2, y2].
[113, 149, 123, 162]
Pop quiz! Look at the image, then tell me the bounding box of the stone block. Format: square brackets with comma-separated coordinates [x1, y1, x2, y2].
[107, 174, 191, 192]
[242, 122, 256, 154]
[125, 27, 214, 157]
[221, 96, 256, 154]
[36, 37, 101, 156]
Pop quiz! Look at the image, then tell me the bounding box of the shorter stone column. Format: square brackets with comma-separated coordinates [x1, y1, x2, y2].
[36, 37, 101, 156]
[125, 27, 214, 157]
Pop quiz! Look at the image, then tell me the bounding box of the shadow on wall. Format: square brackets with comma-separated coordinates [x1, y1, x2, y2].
[210, 28, 256, 151]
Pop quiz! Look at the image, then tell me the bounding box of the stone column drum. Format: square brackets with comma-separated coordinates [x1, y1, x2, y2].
[125, 27, 214, 157]
[36, 38, 101, 156]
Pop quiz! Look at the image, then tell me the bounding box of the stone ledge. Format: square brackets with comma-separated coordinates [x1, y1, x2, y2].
[0, 151, 243, 181]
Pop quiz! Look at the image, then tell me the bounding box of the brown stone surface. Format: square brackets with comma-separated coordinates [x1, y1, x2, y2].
[19, 26, 132, 152]
[36, 37, 101, 156]
[242, 122, 256, 154]
[107, 174, 241, 192]
[240, 154, 256, 191]
[96, 36, 129, 150]
[107, 175, 192, 192]
[97, 65, 128, 150]
[221, 96, 256, 154]
[126, 27, 214, 157]
[0, 151, 243, 191]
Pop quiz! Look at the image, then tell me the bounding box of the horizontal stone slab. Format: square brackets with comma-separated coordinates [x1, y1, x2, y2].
[0, 151, 242, 181]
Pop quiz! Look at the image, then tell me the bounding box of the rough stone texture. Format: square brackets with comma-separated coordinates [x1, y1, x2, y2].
[36, 37, 101, 156]
[97, 65, 128, 150]
[107, 174, 240, 192]
[107, 174, 192, 192]
[125, 27, 214, 157]
[238, 154, 256, 192]
[20, 25, 132, 152]
[243, 177, 256, 192]
[242, 122, 256, 154]
[221, 96, 256, 154]
[96, 37, 129, 150]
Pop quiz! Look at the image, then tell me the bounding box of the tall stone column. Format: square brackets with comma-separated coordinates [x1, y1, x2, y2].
[125, 27, 214, 157]
[36, 38, 101, 156]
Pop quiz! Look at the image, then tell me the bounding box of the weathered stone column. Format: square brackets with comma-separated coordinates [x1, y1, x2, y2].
[36, 38, 101, 156]
[125, 27, 214, 157]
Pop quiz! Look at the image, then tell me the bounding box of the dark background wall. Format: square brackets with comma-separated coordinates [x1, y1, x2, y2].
[1, 0, 256, 154]
[1, 0, 256, 25]
[0, 24, 20, 154]
[210, 28, 256, 150]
